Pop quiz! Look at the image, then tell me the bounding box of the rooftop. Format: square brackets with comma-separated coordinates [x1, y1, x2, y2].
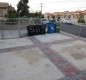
[44, 10, 86, 15]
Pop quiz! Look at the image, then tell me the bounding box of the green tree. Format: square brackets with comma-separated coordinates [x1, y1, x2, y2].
[41, 15, 44, 18]
[17, 0, 29, 17]
[6, 10, 17, 18]
[5, 5, 18, 23]
[28, 12, 41, 18]
[57, 15, 60, 21]
[78, 13, 85, 24]
[52, 15, 55, 20]
[6, 5, 18, 18]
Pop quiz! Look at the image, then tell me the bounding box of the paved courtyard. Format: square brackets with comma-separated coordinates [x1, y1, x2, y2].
[0, 33, 86, 80]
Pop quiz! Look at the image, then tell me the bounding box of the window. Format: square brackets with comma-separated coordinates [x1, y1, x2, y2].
[0, 10, 3, 17]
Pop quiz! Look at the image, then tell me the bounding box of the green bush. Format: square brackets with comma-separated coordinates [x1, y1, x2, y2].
[5, 18, 18, 25]
[78, 17, 85, 23]
[78, 18, 85, 23]
[6, 18, 18, 22]
[56, 27, 59, 33]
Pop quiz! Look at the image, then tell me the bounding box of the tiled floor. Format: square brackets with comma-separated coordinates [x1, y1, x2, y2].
[0, 33, 86, 80]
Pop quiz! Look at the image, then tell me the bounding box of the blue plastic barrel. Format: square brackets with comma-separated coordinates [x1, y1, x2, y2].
[47, 22, 55, 33]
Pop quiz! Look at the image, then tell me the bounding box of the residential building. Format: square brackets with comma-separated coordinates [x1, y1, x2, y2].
[0, 2, 9, 19]
[81, 10, 86, 22]
[44, 10, 86, 23]
[0, 2, 15, 19]
[44, 13, 53, 20]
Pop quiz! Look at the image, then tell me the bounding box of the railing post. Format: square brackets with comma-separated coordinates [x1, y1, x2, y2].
[59, 20, 61, 32]
[18, 18, 21, 37]
[79, 24, 82, 39]
[1, 21, 5, 39]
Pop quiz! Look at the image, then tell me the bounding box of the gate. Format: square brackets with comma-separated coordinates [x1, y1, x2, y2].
[19, 18, 29, 37]
[2, 18, 19, 39]
[0, 18, 42, 39]
[0, 21, 1, 39]
[0, 20, 5, 39]
[0, 18, 30, 39]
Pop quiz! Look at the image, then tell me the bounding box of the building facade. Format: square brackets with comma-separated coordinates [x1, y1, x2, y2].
[0, 2, 15, 19]
[0, 2, 9, 19]
[44, 10, 86, 23]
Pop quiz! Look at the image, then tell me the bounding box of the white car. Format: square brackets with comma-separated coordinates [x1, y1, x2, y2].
[61, 19, 72, 24]
[41, 18, 49, 25]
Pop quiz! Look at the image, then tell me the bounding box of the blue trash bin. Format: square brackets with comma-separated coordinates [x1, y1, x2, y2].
[47, 22, 55, 33]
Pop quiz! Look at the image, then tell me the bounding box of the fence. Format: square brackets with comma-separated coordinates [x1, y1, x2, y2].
[0, 18, 41, 39]
[0, 18, 86, 39]
[60, 23, 86, 38]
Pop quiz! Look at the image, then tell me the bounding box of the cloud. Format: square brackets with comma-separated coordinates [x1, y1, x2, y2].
[0, 0, 86, 13]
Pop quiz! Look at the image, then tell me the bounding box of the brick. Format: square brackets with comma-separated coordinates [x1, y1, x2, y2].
[82, 76, 86, 80]
[52, 57, 65, 63]
[63, 66, 76, 76]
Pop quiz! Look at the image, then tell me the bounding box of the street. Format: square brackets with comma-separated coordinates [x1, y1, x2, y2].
[60, 23, 86, 38]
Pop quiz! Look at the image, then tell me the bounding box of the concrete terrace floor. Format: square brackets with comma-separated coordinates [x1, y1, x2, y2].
[0, 33, 86, 80]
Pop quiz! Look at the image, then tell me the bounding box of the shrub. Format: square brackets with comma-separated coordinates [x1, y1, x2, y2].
[78, 14, 85, 24]
[5, 18, 18, 25]
[78, 18, 85, 24]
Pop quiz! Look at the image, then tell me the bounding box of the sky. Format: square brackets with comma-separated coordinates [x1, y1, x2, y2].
[0, 0, 86, 13]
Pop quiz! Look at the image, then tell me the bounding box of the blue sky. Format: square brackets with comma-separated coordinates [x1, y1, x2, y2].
[0, 0, 86, 13]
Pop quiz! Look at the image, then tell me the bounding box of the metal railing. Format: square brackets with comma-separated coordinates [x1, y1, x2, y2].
[0, 18, 42, 39]
[0, 18, 86, 39]
[60, 22, 86, 38]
